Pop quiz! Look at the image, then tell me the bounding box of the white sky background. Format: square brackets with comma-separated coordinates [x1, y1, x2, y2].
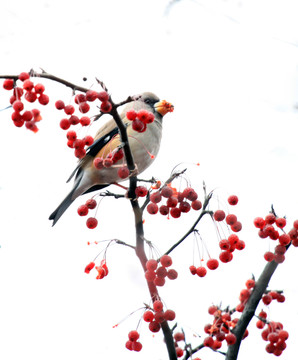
[0, 0, 298, 359]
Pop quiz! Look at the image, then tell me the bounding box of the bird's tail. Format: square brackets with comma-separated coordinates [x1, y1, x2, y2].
[49, 187, 77, 226]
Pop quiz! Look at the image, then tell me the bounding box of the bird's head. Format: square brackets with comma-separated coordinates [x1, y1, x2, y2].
[138, 92, 174, 117]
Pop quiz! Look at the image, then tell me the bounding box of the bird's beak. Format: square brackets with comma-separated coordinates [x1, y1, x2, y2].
[154, 100, 174, 116]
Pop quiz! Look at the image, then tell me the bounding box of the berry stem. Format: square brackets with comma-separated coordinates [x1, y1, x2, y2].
[163, 192, 213, 257]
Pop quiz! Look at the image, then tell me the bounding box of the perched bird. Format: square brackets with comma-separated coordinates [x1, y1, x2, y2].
[49, 92, 174, 225]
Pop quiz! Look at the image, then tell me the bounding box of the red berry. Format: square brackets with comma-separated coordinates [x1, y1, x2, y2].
[85, 199, 97, 209]
[13, 87, 23, 98]
[22, 111, 33, 122]
[219, 251, 233, 263]
[191, 200, 202, 210]
[167, 196, 178, 208]
[94, 157, 104, 169]
[135, 186, 148, 197]
[77, 205, 89, 216]
[161, 186, 174, 198]
[150, 191, 162, 203]
[145, 270, 156, 282]
[83, 135, 94, 146]
[174, 332, 185, 342]
[85, 90, 98, 102]
[64, 104, 75, 115]
[265, 213, 276, 224]
[219, 239, 230, 250]
[262, 294, 272, 305]
[13, 100, 24, 112]
[126, 109, 137, 120]
[118, 166, 130, 179]
[154, 277, 166, 286]
[128, 330, 139, 342]
[203, 336, 214, 347]
[228, 195, 238, 205]
[167, 269, 178, 280]
[245, 279, 255, 289]
[147, 202, 159, 215]
[179, 201, 191, 213]
[146, 259, 158, 271]
[3, 78, 14, 90]
[103, 158, 113, 168]
[84, 262, 95, 273]
[79, 102, 90, 113]
[38, 93, 49, 105]
[176, 347, 184, 357]
[226, 214, 237, 225]
[60, 119, 70, 130]
[97, 91, 109, 102]
[170, 207, 181, 218]
[153, 300, 163, 312]
[132, 118, 146, 132]
[125, 340, 133, 351]
[23, 79, 34, 91]
[214, 210, 225, 221]
[25, 91, 37, 103]
[18, 72, 30, 81]
[275, 217, 286, 228]
[35, 83, 45, 94]
[264, 251, 275, 262]
[279, 234, 291, 246]
[86, 217, 98, 229]
[74, 148, 86, 159]
[156, 267, 167, 278]
[100, 101, 112, 113]
[225, 333, 236, 345]
[159, 205, 169, 216]
[69, 115, 80, 125]
[132, 341, 142, 352]
[236, 240, 245, 250]
[74, 93, 86, 104]
[231, 221, 242, 232]
[254, 217, 265, 228]
[143, 310, 154, 322]
[189, 265, 197, 275]
[55, 100, 65, 110]
[80, 116, 91, 126]
[207, 258, 219, 270]
[74, 139, 85, 149]
[182, 187, 198, 201]
[160, 255, 172, 267]
[196, 266, 207, 277]
[149, 321, 161, 333]
[164, 309, 176, 321]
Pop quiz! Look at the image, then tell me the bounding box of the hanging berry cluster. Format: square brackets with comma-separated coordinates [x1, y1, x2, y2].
[2, 72, 49, 132]
[189, 195, 244, 277]
[203, 305, 247, 351]
[254, 214, 298, 263]
[146, 184, 202, 218]
[55, 90, 110, 159]
[145, 255, 178, 287]
[260, 320, 289, 356]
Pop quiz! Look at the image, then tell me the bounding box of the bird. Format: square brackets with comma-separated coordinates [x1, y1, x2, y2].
[49, 92, 174, 226]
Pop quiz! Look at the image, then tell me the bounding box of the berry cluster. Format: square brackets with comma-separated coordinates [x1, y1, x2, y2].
[143, 300, 176, 334]
[3, 72, 49, 132]
[145, 255, 178, 287]
[254, 215, 298, 263]
[126, 108, 155, 133]
[93, 148, 129, 180]
[203, 305, 247, 350]
[77, 198, 98, 229]
[146, 184, 202, 218]
[260, 321, 289, 356]
[84, 259, 108, 280]
[125, 330, 142, 352]
[189, 195, 244, 277]
[56, 91, 110, 159]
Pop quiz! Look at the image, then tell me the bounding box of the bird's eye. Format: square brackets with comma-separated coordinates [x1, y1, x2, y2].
[144, 98, 151, 104]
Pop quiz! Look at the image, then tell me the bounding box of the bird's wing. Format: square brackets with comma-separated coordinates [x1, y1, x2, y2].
[66, 112, 130, 183]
